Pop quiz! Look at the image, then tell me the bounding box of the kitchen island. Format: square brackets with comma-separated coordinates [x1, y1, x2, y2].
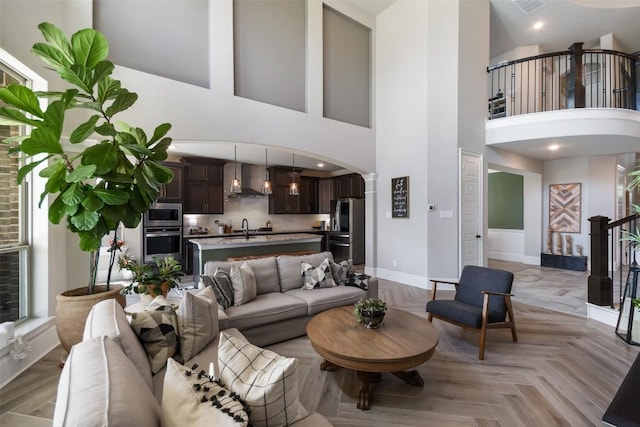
[189, 233, 323, 283]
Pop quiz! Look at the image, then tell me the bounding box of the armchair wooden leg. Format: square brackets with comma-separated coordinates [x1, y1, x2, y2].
[427, 312, 433, 322]
[479, 293, 490, 360]
[505, 296, 518, 342]
[479, 325, 487, 360]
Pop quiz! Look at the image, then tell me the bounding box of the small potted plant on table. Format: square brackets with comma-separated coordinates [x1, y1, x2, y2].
[354, 298, 387, 329]
[119, 254, 185, 304]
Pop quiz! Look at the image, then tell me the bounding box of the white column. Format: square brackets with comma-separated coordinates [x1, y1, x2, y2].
[363, 173, 378, 276]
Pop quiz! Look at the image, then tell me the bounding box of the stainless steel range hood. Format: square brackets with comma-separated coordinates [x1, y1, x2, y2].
[228, 164, 267, 198]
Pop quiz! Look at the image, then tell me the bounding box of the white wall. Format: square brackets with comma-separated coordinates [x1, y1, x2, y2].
[375, 0, 430, 287]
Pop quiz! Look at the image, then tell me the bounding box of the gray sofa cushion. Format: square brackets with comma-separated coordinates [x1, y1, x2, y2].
[286, 286, 367, 315]
[225, 292, 308, 330]
[277, 252, 334, 292]
[204, 256, 280, 295]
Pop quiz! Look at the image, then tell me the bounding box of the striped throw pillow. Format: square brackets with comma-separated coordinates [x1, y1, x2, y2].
[202, 268, 234, 309]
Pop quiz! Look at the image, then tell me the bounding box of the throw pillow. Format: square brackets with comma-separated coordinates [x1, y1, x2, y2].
[230, 262, 257, 306]
[130, 304, 179, 374]
[346, 272, 370, 290]
[201, 268, 234, 309]
[176, 287, 220, 362]
[53, 336, 161, 427]
[82, 298, 153, 390]
[329, 259, 353, 286]
[147, 295, 171, 310]
[217, 331, 303, 427]
[301, 258, 336, 289]
[162, 358, 249, 427]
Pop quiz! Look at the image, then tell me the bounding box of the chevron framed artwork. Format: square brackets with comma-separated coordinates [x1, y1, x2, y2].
[549, 183, 581, 233]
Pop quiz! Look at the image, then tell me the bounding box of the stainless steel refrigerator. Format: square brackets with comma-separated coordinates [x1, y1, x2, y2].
[329, 198, 365, 264]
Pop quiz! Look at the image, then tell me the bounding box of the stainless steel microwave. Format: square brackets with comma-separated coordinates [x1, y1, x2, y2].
[143, 202, 183, 227]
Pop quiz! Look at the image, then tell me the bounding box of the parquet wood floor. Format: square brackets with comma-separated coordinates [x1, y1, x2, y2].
[1, 277, 638, 426]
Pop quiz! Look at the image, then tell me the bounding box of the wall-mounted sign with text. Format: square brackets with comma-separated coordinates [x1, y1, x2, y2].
[392, 176, 409, 218]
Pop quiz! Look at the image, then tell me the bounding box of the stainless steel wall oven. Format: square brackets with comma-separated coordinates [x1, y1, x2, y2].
[142, 202, 183, 264]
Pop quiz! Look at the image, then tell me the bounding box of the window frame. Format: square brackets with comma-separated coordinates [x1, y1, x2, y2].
[0, 48, 47, 324]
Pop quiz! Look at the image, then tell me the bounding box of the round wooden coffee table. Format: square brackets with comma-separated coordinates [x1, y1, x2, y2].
[306, 306, 439, 410]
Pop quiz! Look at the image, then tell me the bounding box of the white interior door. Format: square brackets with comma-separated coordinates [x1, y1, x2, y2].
[460, 150, 483, 270]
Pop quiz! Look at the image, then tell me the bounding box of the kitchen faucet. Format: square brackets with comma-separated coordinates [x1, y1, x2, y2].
[241, 218, 249, 239]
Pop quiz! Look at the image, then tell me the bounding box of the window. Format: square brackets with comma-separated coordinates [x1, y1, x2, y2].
[0, 63, 29, 323]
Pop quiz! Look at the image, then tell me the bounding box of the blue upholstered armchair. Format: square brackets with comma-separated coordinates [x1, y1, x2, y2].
[426, 265, 517, 360]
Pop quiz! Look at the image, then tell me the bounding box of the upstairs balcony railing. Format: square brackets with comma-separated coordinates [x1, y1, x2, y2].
[487, 42, 639, 119]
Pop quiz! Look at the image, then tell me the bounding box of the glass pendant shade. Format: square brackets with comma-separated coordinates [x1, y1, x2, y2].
[289, 153, 299, 196]
[230, 145, 242, 193]
[261, 149, 272, 195]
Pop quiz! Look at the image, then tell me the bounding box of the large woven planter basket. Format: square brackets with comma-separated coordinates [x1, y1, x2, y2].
[55, 285, 126, 353]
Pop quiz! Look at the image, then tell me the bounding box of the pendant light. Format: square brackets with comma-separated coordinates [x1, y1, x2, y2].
[230, 145, 242, 193]
[261, 149, 272, 195]
[289, 153, 299, 196]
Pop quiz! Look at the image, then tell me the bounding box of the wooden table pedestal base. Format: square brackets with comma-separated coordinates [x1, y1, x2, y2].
[321, 360, 424, 410]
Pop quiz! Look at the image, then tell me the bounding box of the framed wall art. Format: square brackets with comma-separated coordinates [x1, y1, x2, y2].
[392, 176, 409, 218]
[549, 183, 581, 233]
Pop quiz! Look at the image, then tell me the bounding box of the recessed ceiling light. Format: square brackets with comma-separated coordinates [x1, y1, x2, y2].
[317, 163, 324, 168]
[549, 144, 559, 151]
[533, 21, 544, 30]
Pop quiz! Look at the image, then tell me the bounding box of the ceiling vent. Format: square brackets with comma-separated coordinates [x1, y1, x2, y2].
[511, 0, 545, 14]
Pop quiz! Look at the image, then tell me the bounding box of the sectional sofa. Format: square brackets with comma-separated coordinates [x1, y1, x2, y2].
[53, 251, 377, 426]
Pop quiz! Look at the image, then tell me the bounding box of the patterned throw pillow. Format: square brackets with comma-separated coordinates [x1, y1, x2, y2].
[162, 358, 249, 427]
[217, 331, 304, 427]
[329, 259, 353, 286]
[201, 268, 234, 309]
[230, 262, 257, 306]
[176, 287, 220, 363]
[346, 272, 370, 290]
[130, 305, 179, 374]
[301, 258, 336, 289]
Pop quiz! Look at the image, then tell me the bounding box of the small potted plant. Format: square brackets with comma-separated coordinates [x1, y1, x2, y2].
[119, 255, 184, 304]
[354, 298, 387, 329]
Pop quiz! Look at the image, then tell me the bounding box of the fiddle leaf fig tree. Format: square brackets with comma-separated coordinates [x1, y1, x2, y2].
[0, 22, 173, 294]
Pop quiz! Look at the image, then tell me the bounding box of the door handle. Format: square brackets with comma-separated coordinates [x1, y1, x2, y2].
[476, 234, 482, 239]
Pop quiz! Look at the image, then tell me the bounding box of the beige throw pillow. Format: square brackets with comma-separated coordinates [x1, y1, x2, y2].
[217, 331, 304, 427]
[176, 287, 220, 362]
[53, 336, 161, 427]
[82, 298, 153, 389]
[162, 358, 249, 427]
[230, 262, 257, 306]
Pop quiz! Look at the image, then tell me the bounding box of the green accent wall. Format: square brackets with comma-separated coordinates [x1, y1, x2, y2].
[488, 172, 524, 230]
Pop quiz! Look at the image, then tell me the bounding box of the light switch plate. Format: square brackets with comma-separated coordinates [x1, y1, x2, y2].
[439, 210, 454, 219]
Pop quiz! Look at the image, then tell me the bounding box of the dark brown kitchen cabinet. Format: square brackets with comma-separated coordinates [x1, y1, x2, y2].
[299, 176, 318, 214]
[158, 162, 184, 202]
[183, 158, 225, 214]
[334, 173, 364, 199]
[318, 178, 334, 214]
[268, 166, 302, 214]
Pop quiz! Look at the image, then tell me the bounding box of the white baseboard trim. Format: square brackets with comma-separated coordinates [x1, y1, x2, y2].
[487, 249, 522, 263]
[0, 318, 60, 389]
[522, 255, 540, 265]
[586, 303, 618, 328]
[373, 268, 457, 291]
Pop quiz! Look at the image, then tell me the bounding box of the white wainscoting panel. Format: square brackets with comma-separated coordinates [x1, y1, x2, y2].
[487, 228, 524, 262]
